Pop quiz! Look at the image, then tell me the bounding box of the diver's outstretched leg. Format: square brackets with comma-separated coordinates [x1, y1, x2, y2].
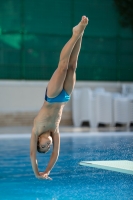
[47, 16, 88, 98]
[63, 35, 84, 95]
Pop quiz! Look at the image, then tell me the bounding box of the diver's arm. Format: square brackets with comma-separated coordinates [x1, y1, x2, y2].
[44, 132, 60, 174]
[30, 128, 40, 178]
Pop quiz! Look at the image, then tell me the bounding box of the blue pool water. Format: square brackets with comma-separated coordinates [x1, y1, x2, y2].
[0, 132, 133, 200]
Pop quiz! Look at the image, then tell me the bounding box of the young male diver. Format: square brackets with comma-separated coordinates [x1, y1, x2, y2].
[30, 16, 88, 179]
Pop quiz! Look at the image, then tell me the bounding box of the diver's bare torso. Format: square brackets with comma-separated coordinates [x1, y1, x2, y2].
[33, 101, 66, 136]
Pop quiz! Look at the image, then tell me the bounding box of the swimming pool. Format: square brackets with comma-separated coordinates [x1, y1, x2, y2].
[0, 132, 133, 200]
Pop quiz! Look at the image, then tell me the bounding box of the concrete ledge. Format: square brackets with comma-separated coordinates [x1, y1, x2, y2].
[0, 125, 132, 134]
[0, 110, 73, 127]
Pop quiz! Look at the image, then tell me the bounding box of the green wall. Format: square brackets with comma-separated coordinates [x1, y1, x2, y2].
[0, 0, 133, 81]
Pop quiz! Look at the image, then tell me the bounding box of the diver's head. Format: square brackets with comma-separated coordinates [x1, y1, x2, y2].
[37, 132, 52, 153]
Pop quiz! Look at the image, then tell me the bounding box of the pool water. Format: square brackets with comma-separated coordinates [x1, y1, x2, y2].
[0, 132, 133, 200]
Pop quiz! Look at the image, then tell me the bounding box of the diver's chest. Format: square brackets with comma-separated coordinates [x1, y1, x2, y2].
[39, 118, 58, 133]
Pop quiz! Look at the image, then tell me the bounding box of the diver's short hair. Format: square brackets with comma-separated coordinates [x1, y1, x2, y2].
[37, 139, 50, 154]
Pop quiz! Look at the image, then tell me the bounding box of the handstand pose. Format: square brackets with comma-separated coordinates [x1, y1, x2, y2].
[30, 16, 88, 179]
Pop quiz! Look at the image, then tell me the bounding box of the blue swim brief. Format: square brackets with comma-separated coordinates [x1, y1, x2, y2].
[45, 88, 70, 103]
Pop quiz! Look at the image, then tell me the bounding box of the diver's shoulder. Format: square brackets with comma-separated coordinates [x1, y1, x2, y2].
[31, 125, 38, 137]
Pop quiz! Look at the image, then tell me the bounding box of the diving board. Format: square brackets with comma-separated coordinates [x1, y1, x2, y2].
[79, 160, 133, 175]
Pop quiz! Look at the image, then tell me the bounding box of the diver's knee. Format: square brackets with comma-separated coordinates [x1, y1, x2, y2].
[68, 61, 77, 71]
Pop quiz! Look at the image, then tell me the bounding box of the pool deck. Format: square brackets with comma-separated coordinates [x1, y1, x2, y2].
[0, 126, 132, 134]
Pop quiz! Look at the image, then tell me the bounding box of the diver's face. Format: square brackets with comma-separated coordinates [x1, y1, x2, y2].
[39, 135, 52, 153]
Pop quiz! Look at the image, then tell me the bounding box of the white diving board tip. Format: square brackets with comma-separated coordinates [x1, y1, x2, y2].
[79, 160, 133, 175]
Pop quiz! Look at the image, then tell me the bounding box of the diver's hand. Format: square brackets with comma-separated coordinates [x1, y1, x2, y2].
[36, 172, 52, 180]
